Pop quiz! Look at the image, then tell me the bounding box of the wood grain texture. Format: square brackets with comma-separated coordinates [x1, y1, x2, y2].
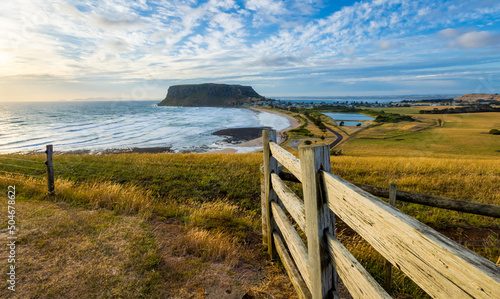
[271, 173, 306, 232]
[260, 163, 267, 247]
[300, 145, 336, 299]
[263, 130, 278, 257]
[322, 171, 500, 299]
[384, 183, 397, 293]
[270, 141, 302, 182]
[273, 232, 312, 299]
[354, 182, 500, 218]
[326, 232, 391, 299]
[271, 201, 311, 290]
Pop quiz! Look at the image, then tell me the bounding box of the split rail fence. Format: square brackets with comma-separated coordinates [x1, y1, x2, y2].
[261, 129, 500, 299]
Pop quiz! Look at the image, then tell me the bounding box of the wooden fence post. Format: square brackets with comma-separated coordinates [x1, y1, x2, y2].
[300, 144, 337, 298]
[263, 130, 278, 258]
[45, 144, 55, 195]
[384, 183, 397, 293]
[260, 163, 267, 247]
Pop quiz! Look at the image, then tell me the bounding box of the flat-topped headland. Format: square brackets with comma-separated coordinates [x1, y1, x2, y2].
[158, 83, 265, 107]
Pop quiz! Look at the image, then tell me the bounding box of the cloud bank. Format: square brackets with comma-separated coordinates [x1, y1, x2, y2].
[1, 0, 500, 100]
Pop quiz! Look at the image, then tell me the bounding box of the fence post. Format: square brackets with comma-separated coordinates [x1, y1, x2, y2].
[300, 144, 337, 298]
[384, 183, 397, 293]
[260, 163, 267, 247]
[45, 144, 55, 195]
[263, 130, 278, 258]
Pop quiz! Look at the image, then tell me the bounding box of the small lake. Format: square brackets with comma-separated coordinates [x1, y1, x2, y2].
[323, 113, 375, 121]
[323, 113, 375, 127]
[338, 121, 364, 126]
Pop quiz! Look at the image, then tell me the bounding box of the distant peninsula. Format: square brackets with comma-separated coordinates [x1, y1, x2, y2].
[157, 83, 265, 107]
[454, 93, 500, 103]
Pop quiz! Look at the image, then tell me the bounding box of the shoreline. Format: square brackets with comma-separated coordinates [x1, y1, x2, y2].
[212, 107, 301, 153]
[4, 107, 301, 156]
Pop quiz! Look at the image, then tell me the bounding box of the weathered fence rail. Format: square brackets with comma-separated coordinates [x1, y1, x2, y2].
[262, 129, 500, 299]
[277, 172, 500, 218]
[353, 182, 500, 218]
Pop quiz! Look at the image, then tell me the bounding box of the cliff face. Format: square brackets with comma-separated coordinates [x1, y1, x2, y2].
[157, 83, 264, 107]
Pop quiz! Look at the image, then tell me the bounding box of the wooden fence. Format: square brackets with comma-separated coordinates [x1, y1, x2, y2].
[261, 129, 500, 299]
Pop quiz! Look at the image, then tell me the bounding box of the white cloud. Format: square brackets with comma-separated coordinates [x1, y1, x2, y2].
[439, 29, 500, 49]
[378, 40, 400, 50]
[1, 0, 500, 100]
[456, 31, 499, 49]
[438, 28, 461, 38]
[245, 0, 286, 15]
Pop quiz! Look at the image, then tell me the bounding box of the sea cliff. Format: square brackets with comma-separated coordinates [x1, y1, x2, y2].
[157, 83, 264, 107]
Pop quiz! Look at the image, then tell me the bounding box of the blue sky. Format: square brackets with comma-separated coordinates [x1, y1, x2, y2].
[1, 0, 500, 101]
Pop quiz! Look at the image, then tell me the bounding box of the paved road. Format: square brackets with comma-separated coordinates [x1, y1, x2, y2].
[325, 126, 343, 149]
[287, 127, 343, 150]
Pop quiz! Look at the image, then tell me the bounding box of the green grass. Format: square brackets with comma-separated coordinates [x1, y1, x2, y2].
[2, 110, 500, 298]
[340, 112, 500, 158]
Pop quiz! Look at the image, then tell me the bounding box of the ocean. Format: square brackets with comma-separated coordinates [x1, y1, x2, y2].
[0, 101, 290, 154]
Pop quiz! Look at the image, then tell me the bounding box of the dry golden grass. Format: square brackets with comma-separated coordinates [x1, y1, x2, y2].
[341, 112, 500, 158]
[331, 156, 500, 205]
[2, 200, 162, 298]
[2, 132, 499, 299]
[0, 173, 293, 298]
[176, 228, 243, 266]
[354, 120, 435, 139]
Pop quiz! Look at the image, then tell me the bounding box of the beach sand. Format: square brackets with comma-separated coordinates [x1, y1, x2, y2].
[49, 108, 300, 155]
[212, 108, 301, 153]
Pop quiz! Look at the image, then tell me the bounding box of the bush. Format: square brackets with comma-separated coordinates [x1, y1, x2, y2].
[304, 140, 312, 145]
[490, 129, 500, 135]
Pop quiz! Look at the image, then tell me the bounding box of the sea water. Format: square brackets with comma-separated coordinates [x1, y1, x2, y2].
[0, 101, 290, 154]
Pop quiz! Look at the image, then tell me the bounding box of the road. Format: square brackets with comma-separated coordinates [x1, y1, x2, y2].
[286, 127, 343, 150]
[325, 126, 343, 149]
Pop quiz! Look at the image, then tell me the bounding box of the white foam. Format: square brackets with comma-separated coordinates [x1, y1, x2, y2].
[0, 103, 293, 154]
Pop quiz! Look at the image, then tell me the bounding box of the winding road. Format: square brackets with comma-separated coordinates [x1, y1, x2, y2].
[325, 126, 343, 149]
[287, 126, 343, 150]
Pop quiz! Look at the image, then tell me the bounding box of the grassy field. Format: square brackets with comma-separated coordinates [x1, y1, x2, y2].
[0, 168, 293, 298]
[1, 143, 500, 298]
[340, 111, 500, 158]
[1, 107, 499, 298]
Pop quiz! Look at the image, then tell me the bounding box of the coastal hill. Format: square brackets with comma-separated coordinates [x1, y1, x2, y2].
[157, 83, 265, 107]
[455, 93, 500, 103]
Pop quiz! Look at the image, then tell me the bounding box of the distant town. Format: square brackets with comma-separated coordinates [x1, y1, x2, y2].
[246, 95, 500, 114]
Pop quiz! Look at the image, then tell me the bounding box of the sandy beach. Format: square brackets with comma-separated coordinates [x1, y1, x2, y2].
[212, 107, 301, 153]
[44, 107, 301, 155]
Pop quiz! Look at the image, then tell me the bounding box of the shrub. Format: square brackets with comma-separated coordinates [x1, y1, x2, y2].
[490, 129, 500, 135]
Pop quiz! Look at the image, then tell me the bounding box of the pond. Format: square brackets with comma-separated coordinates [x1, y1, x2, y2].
[323, 112, 375, 121]
[323, 112, 375, 127]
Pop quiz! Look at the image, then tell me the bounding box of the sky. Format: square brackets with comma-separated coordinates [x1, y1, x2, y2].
[1, 0, 500, 102]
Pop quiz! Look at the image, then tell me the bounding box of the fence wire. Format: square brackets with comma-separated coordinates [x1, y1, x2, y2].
[0, 169, 44, 179]
[0, 163, 45, 171]
[0, 156, 44, 164]
[0, 175, 45, 186]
